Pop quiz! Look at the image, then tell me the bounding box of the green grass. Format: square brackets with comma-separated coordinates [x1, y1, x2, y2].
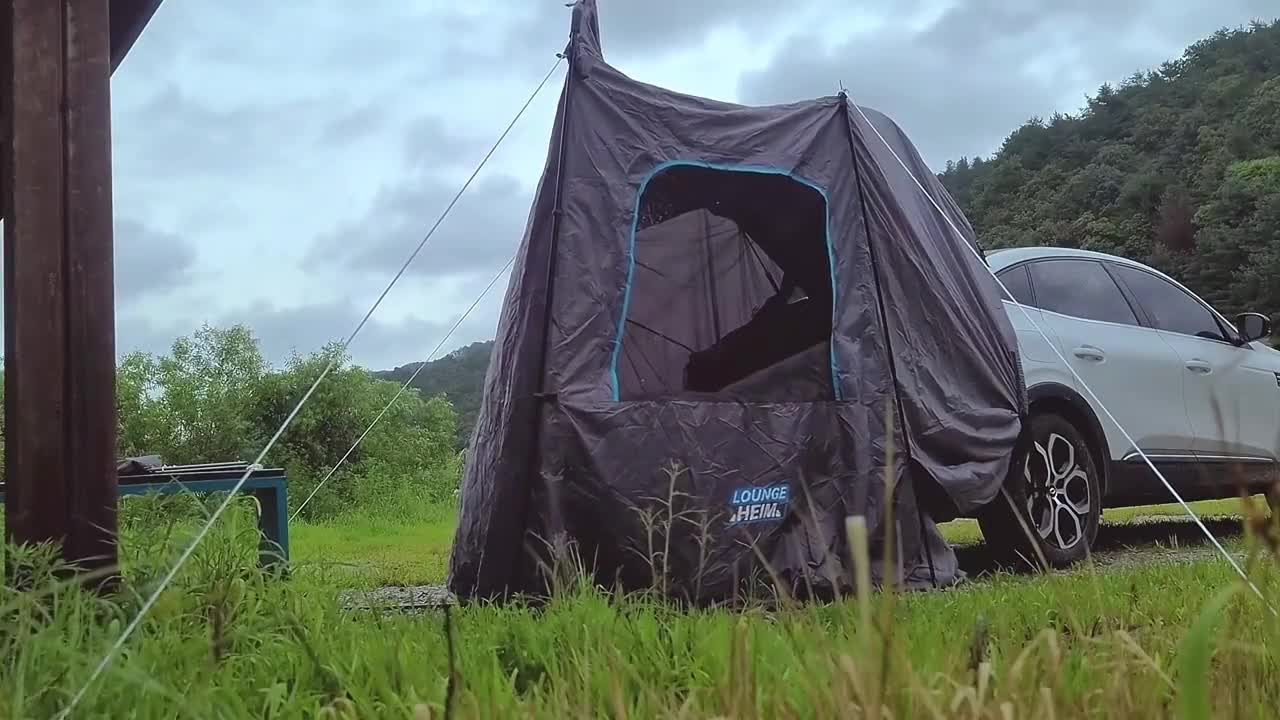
[293, 504, 456, 589]
[287, 497, 1257, 588]
[3, 495, 1279, 718]
[937, 498, 1252, 547]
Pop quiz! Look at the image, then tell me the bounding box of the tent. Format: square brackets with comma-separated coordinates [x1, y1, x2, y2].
[448, 0, 1027, 603]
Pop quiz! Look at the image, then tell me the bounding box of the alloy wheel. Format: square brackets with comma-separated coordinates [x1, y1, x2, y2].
[1022, 432, 1092, 551]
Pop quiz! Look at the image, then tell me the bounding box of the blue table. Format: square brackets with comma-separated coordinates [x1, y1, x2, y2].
[0, 465, 289, 570]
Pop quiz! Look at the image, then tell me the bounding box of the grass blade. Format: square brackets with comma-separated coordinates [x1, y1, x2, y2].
[1175, 584, 1239, 720]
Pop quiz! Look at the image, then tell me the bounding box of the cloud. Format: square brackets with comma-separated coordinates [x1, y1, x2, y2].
[501, 0, 809, 60]
[219, 300, 456, 370]
[128, 291, 503, 371]
[254, 261, 512, 369]
[121, 83, 334, 181]
[737, 0, 1279, 168]
[113, 219, 199, 304]
[402, 116, 495, 172]
[115, 299, 445, 370]
[321, 102, 391, 146]
[93, 0, 1279, 374]
[305, 170, 530, 283]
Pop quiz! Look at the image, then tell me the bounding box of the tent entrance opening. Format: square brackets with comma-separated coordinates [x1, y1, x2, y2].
[615, 164, 836, 402]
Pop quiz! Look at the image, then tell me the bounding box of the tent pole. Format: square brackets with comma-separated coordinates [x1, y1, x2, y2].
[701, 208, 722, 342]
[515, 40, 580, 595]
[839, 95, 937, 589]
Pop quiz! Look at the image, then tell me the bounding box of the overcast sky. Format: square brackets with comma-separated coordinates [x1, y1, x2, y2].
[6, 0, 1275, 371]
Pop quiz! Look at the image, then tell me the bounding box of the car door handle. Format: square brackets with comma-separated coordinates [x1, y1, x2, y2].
[1185, 359, 1213, 374]
[1072, 345, 1106, 361]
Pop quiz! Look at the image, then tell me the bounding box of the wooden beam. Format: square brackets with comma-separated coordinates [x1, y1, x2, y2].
[66, 0, 119, 577]
[4, 0, 118, 581]
[0, 0, 161, 223]
[4, 0, 71, 563]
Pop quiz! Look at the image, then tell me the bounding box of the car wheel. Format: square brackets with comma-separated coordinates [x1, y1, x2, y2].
[979, 412, 1102, 570]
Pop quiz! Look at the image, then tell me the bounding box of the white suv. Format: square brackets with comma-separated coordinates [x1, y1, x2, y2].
[978, 246, 1280, 567]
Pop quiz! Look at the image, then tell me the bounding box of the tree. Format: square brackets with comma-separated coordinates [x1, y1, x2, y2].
[249, 342, 459, 520]
[103, 325, 462, 522]
[374, 340, 494, 448]
[116, 324, 267, 464]
[938, 20, 1280, 321]
[1206, 157, 1280, 317]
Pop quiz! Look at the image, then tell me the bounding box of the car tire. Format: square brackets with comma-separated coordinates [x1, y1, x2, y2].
[978, 411, 1103, 570]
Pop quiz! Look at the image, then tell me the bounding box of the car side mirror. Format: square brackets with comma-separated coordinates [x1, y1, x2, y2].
[1235, 312, 1271, 343]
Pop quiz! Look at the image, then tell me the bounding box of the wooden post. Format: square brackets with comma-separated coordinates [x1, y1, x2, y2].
[3, 0, 118, 581]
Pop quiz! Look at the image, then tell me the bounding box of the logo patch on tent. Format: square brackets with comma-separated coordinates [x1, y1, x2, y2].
[727, 483, 790, 526]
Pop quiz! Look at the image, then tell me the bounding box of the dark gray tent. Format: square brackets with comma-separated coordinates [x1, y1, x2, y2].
[448, 0, 1026, 602]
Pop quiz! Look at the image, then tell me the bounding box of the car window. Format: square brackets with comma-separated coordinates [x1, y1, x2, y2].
[1027, 259, 1139, 325]
[1107, 263, 1230, 342]
[995, 264, 1034, 306]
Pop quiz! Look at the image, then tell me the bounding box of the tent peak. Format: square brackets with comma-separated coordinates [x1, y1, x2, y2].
[566, 0, 603, 62]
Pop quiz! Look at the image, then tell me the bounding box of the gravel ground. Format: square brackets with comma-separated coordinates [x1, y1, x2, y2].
[340, 515, 1255, 610]
[340, 584, 456, 611]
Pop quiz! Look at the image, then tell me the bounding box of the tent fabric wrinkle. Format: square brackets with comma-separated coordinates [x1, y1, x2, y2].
[447, 0, 1026, 603]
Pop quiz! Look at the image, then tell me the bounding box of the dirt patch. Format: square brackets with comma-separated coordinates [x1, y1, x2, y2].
[955, 516, 1250, 578]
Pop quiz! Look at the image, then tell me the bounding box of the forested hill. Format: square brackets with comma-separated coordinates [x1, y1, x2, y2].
[374, 340, 494, 447]
[939, 20, 1280, 319]
[386, 21, 1280, 447]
